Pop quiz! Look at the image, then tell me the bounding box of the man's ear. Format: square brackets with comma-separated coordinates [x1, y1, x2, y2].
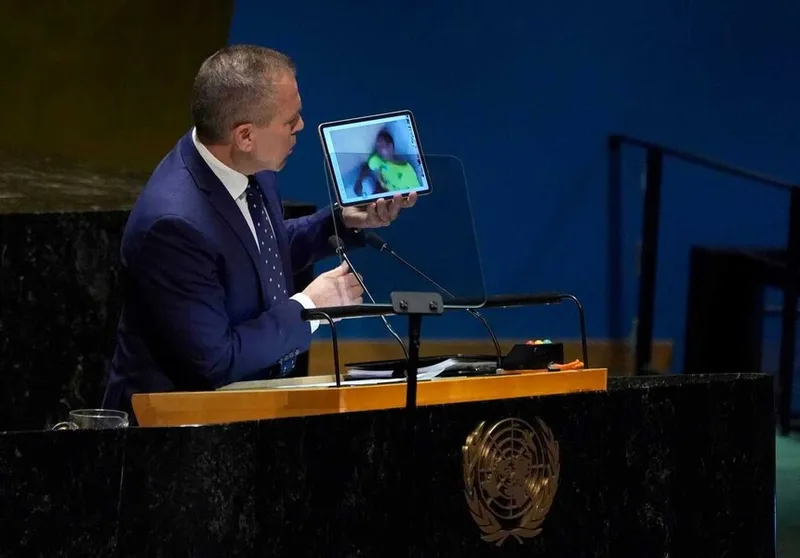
[232, 124, 255, 153]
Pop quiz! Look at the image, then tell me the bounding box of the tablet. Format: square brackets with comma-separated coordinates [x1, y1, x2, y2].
[318, 110, 432, 207]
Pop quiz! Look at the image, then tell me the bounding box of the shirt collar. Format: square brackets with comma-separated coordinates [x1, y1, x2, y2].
[191, 127, 249, 200]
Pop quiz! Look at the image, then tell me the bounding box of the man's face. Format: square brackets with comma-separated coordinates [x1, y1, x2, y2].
[234, 71, 304, 173]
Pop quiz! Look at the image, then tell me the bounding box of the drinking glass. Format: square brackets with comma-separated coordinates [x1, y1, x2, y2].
[52, 409, 129, 430]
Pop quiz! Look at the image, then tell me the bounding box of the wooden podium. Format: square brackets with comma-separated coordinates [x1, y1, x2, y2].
[3, 372, 774, 557]
[131, 368, 608, 427]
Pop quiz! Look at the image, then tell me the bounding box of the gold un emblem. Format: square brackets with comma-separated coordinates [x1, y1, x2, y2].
[462, 417, 560, 546]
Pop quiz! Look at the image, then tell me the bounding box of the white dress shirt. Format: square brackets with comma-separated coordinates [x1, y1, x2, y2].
[191, 128, 318, 333]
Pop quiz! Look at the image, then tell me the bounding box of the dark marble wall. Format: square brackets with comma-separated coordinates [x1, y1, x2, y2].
[0, 374, 776, 557]
[0, 204, 317, 432]
[0, 211, 127, 431]
[0, 0, 237, 433]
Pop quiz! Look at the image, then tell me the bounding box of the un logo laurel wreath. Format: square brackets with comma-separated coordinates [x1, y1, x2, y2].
[462, 417, 560, 546]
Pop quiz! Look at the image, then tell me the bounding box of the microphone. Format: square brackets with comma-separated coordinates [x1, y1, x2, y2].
[359, 231, 504, 369]
[327, 235, 409, 361]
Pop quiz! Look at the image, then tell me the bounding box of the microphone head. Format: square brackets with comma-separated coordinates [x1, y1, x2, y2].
[363, 231, 387, 251]
[327, 235, 344, 252]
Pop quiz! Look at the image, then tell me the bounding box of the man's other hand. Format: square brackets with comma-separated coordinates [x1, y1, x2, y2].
[302, 261, 364, 307]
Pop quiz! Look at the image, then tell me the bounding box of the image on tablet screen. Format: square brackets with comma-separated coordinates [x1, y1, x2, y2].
[322, 113, 430, 205]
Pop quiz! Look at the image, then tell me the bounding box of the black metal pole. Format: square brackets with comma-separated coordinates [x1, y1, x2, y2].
[406, 313, 423, 413]
[561, 294, 589, 368]
[607, 136, 623, 373]
[635, 148, 663, 375]
[778, 188, 800, 435]
[313, 312, 341, 387]
[403, 312, 424, 548]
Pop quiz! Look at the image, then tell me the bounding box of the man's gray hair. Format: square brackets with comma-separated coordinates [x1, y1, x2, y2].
[191, 44, 296, 143]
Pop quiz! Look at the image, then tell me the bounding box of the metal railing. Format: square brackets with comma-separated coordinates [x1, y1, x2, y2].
[606, 134, 800, 434]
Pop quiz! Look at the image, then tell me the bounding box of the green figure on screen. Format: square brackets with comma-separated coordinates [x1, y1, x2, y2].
[356, 130, 421, 196]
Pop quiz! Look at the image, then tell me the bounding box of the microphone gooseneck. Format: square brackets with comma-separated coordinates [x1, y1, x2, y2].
[327, 236, 410, 361]
[362, 232, 503, 369]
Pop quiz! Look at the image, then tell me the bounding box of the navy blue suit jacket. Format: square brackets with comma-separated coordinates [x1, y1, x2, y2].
[103, 131, 339, 419]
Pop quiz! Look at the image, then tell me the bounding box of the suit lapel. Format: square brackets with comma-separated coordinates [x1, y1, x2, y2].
[179, 133, 270, 301]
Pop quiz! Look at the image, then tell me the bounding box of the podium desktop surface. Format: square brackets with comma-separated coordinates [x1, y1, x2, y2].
[131, 367, 608, 427]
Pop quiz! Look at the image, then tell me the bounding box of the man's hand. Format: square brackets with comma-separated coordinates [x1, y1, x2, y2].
[302, 261, 364, 307]
[341, 192, 418, 229]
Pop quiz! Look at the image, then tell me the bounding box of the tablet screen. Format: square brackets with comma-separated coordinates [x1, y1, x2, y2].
[319, 111, 432, 206]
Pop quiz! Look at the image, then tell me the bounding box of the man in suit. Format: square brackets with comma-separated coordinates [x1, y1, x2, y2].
[103, 45, 416, 419]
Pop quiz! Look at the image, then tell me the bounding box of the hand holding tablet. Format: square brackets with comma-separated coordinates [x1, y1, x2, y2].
[338, 191, 419, 229]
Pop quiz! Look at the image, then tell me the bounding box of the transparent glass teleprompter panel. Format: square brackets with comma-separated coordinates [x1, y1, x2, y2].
[323, 150, 486, 310]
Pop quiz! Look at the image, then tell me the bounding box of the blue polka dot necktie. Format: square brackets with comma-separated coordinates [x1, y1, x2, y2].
[245, 176, 295, 376]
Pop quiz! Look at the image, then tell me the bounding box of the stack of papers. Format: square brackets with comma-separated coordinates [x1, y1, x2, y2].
[218, 356, 498, 391]
[345, 357, 496, 381]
